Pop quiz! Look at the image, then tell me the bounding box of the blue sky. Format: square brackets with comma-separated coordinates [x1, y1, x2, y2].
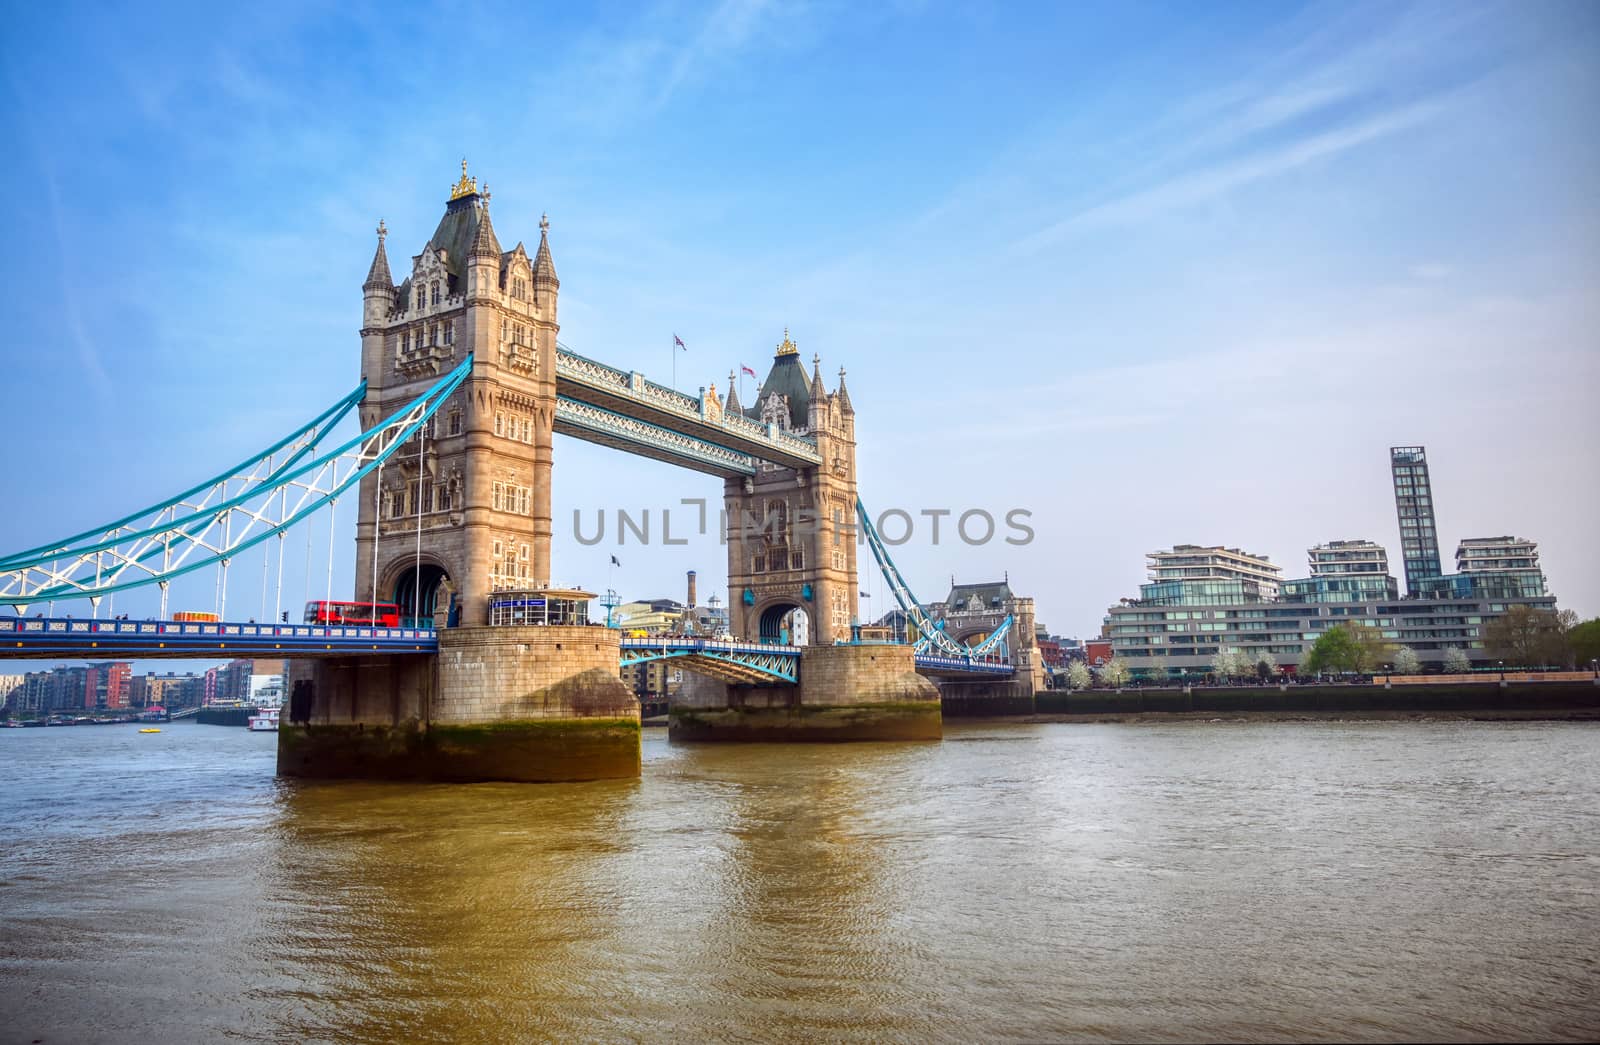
[1, 0, 1597, 665]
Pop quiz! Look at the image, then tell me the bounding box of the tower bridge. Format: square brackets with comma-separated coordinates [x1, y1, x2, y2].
[1, 164, 1040, 781]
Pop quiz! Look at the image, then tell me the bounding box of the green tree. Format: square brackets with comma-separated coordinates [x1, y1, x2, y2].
[1100, 656, 1130, 687]
[1302, 626, 1357, 675]
[1302, 623, 1395, 674]
[1570, 618, 1600, 670]
[1066, 661, 1092, 690]
[1392, 646, 1420, 675]
[1483, 606, 1577, 667]
[1442, 646, 1472, 673]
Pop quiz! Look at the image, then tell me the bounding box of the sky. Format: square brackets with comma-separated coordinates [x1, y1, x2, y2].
[1, 0, 1597, 672]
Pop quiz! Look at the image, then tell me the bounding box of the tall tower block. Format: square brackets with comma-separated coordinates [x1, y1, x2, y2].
[1390, 446, 1442, 597]
[722, 332, 860, 646]
[354, 163, 559, 626]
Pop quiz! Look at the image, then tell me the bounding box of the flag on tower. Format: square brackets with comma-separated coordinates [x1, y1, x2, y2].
[741, 364, 756, 378]
[673, 334, 686, 350]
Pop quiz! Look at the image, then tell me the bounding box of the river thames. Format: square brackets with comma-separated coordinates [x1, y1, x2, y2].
[1, 720, 1596, 1043]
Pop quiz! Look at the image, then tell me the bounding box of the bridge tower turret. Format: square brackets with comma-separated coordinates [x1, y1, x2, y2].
[353, 163, 559, 627]
[724, 331, 859, 645]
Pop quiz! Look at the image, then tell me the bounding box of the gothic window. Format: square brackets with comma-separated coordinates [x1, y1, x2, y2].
[492, 483, 504, 512]
[448, 410, 461, 436]
[494, 413, 504, 437]
[430, 281, 440, 306]
[429, 324, 438, 346]
[501, 319, 509, 342]
[791, 550, 804, 570]
[444, 321, 454, 345]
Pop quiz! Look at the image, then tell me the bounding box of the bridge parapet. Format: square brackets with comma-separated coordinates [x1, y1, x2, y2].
[3, 616, 437, 659]
[620, 636, 800, 684]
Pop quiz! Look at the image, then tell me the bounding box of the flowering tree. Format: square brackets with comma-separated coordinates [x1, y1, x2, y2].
[1392, 646, 1420, 675]
[1210, 647, 1244, 679]
[1066, 661, 1092, 690]
[1100, 656, 1130, 687]
[1443, 647, 1471, 674]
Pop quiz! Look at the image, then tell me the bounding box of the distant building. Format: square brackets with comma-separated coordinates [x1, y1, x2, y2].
[1282, 540, 1399, 604]
[1443, 536, 1548, 600]
[1134, 545, 1283, 606]
[1390, 446, 1443, 596]
[1104, 536, 1558, 676]
[614, 599, 685, 634]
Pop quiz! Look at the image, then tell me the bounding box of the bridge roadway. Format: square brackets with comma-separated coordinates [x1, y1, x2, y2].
[3, 616, 1016, 680]
[3, 616, 437, 660]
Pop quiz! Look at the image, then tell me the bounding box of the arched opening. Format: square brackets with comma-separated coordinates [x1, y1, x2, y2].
[759, 602, 810, 646]
[392, 563, 450, 627]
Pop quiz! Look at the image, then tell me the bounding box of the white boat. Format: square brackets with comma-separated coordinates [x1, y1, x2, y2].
[247, 707, 280, 732]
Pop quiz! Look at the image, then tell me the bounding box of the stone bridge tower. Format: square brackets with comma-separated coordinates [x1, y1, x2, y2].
[722, 331, 859, 645]
[354, 163, 558, 627]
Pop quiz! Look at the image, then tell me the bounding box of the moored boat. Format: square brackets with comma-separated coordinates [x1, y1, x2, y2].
[247, 707, 280, 732]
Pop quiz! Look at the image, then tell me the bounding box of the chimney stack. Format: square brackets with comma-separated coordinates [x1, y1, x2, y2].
[686, 570, 697, 610]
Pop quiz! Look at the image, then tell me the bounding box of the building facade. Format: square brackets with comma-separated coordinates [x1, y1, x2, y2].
[1282, 540, 1399, 604]
[722, 331, 859, 644]
[1137, 545, 1283, 606]
[1105, 538, 1558, 677]
[1390, 446, 1443, 596]
[355, 162, 560, 627]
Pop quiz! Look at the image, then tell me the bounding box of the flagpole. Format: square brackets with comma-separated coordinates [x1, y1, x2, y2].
[671, 335, 676, 391]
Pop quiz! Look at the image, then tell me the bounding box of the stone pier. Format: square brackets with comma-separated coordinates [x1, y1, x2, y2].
[669, 643, 941, 742]
[278, 625, 639, 783]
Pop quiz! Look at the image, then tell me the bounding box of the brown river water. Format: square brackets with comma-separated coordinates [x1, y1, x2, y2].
[1, 720, 1597, 1043]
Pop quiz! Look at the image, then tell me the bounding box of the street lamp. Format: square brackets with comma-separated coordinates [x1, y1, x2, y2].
[1498, 659, 1504, 681]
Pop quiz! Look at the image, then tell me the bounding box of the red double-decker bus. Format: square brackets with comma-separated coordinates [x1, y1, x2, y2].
[303, 601, 402, 627]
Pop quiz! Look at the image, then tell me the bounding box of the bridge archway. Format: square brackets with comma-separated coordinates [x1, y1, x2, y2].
[391, 561, 451, 627]
[757, 602, 809, 646]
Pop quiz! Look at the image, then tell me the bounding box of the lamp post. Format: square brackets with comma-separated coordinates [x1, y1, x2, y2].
[1498, 659, 1504, 681]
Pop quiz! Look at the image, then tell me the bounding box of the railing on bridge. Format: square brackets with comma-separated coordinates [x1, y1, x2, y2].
[2, 616, 438, 658]
[619, 636, 801, 684]
[555, 346, 821, 468]
[912, 652, 1017, 677]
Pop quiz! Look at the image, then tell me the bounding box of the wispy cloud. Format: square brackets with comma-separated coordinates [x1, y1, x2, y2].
[541, 0, 802, 129]
[1018, 98, 1448, 249]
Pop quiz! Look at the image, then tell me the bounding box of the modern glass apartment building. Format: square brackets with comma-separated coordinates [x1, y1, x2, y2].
[1103, 538, 1557, 677]
[1390, 446, 1443, 596]
[1282, 540, 1400, 604]
[1136, 545, 1283, 606]
[1417, 536, 1549, 601]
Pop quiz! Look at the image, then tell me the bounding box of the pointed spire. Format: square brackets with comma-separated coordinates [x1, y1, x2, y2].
[533, 212, 558, 285]
[364, 219, 394, 291]
[836, 365, 853, 414]
[726, 369, 742, 413]
[811, 352, 825, 396]
[469, 196, 502, 258]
